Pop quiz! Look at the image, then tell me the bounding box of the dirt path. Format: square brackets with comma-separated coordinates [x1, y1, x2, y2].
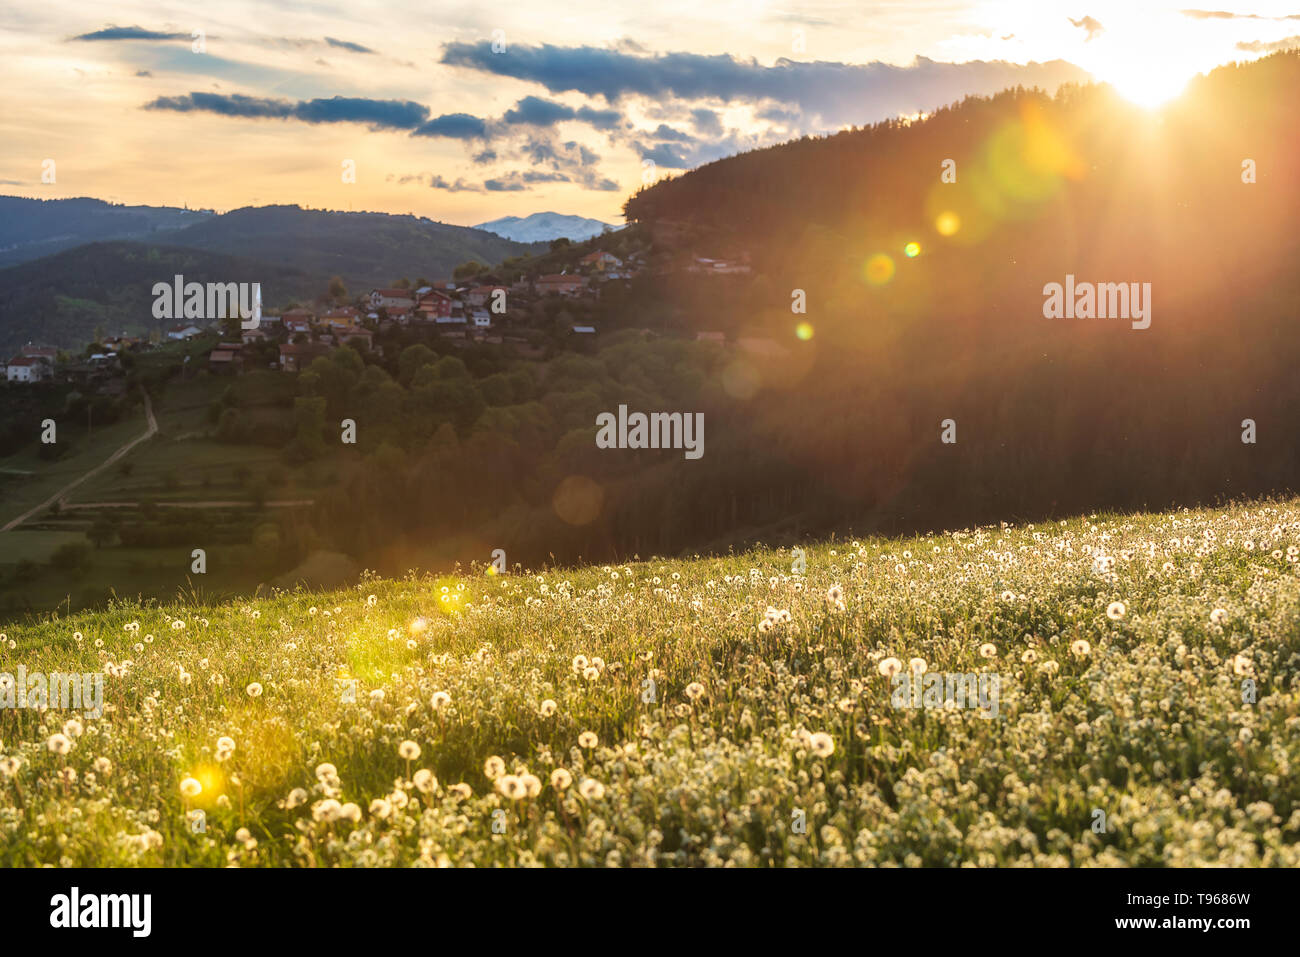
[1, 390, 159, 532]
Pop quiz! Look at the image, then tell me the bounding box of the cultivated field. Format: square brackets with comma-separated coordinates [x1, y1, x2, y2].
[1, 498, 1298, 866]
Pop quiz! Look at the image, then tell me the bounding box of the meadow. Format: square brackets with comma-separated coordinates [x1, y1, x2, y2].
[0, 496, 1297, 867]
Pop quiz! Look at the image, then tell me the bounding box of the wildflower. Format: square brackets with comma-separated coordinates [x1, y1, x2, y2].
[1070, 639, 1091, 658]
[809, 732, 835, 758]
[685, 682, 705, 701]
[496, 775, 526, 800]
[369, 797, 393, 819]
[578, 778, 605, 801]
[180, 777, 202, 798]
[430, 691, 451, 709]
[413, 769, 438, 793]
[483, 755, 506, 779]
[539, 699, 557, 717]
[398, 740, 421, 761]
[878, 657, 902, 678]
[979, 643, 997, 658]
[62, 719, 83, 738]
[94, 757, 113, 777]
[1210, 608, 1228, 625]
[47, 733, 72, 756]
[246, 682, 263, 698]
[340, 803, 362, 823]
[312, 799, 342, 822]
[1106, 601, 1127, 621]
[826, 585, 843, 603]
[216, 736, 236, 761]
[550, 768, 573, 791]
[578, 731, 598, 749]
[284, 788, 309, 809]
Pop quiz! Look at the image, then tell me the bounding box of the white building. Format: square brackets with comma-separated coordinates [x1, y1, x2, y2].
[6, 356, 52, 383]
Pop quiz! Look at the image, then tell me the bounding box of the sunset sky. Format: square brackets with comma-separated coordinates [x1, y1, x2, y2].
[2, 1, 1296, 226]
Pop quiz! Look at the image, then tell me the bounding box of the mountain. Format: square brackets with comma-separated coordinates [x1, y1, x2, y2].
[472, 212, 618, 243]
[0, 196, 211, 269]
[0, 242, 316, 355]
[162, 206, 544, 290]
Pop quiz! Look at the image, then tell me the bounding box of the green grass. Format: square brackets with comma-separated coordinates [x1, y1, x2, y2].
[0, 497, 1298, 867]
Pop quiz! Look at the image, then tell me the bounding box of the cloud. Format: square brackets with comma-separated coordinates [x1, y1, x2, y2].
[325, 37, 375, 54]
[413, 112, 488, 139]
[634, 141, 690, 168]
[484, 177, 528, 191]
[145, 92, 429, 130]
[690, 107, 723, 136]
[502, 95, 622, 130]
[430, 175, 482, 192]
[135, 70, 153, 77]
[439, 42, 1091, 129]
[1068, 16, 1105, 41]
[648, 123, 694, 142]
[1237, 35, 1300, 52]
[1180, 9, 1300, 19]
[71, 25, 187, 42]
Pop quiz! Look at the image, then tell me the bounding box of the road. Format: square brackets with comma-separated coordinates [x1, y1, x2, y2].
[1, 389, 158, 532]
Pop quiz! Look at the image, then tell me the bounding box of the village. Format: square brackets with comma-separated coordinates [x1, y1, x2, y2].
[3, 247, 763, 386]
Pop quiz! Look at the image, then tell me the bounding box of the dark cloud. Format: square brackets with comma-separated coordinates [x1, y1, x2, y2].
[439, 41, 1091, 129]
[648, 123, 694, 142]
[634, 141, 690, 168]
[690, 107, 723, 136]
[430, 175, 482, 192]
[325, 37, 375, 54]
[72, 25, 187, 42]
[472, 148, 498, 164]
[484, 178, 528, 191]
[414, 112, 488, 139]
[501, 95, 622, 130]
[145, 92, 429, 130]
[135, 70, 153, 77]
[1068, 16, 1105, 41]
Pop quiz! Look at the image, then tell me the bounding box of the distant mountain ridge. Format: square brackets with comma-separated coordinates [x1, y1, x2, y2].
[0, 196, 211, 269]
[473, 212, 618, 243]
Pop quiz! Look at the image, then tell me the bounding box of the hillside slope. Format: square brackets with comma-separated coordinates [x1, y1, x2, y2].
[0, 196, 210, 269]
[1, 497, 1297, 866]
[166, 205, 544, 290]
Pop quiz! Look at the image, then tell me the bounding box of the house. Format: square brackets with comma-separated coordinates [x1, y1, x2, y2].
[369, 288, 416, 310]
[580, 251, 623, 272]
[167, 324, 204, 340]
[208, 349, 242, 374]
[241, 327, 268, 345]
[20, 345, 59, 361]
[284, 315, 314, 337]
[386, 304, 414, 324]
[100, 337, 138, 353]
[321, 309, 360, 329]
[535, 274, 587, 297]
[466, 285, 507, 308]
[336, 326, 373, 350]
[471, 310, 492, 329]
[571, 325, 597, 335]
[415, 289, 455, 319]
[435, 313, 467, 326]
[6, 355, 52, 383]
[277, 342, 332, 372]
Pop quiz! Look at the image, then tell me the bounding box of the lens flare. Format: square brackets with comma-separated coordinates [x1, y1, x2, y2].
[904, 242, 921, 258]
[935, 212, 960, 236]
[864, 254, 895, 285]
[795, 322, 814, 341]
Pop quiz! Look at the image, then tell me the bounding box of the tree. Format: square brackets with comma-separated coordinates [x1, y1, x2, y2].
[453, 260, 486, 281]
[87, 516, 116, 548]
[328, 275, 348, 303]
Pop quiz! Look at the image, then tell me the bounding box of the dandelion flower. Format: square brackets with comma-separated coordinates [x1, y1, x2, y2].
[550, 768, 573, 791]
[398, 740, 421, 761]
[578, 778, 605, 801]
[539, 699, 557, 717]
[685, 682, 705, 701]
[47, 733, 72, 755]
[245, 682, 263, 698]
[180, 777, 202, 798]
[578, 731, 598, 749]
[1070, 639, 1091, 658]
[809, 732, 835, 758]
[878, 657, 902, 678]
[413, 769, 438, 793]
[430, 691, 451, 709]
[1210, 608, 1228, 625]
[979, 643, 997, 658]
[1106, 601, 1127, 621]
[483, 755, 506, 779]
[496, 775, 526, 800]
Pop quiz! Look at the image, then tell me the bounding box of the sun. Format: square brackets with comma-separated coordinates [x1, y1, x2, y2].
[1101, 63, 1191, 110]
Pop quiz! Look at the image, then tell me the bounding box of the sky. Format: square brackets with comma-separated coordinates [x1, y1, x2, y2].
[2, 1, 1297, 226]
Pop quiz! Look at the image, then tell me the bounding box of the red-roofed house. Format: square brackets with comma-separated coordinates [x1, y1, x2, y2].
[535, 274, 587, 297]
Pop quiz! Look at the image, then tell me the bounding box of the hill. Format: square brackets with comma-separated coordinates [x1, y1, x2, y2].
[472, 211, 618, 243]
[0, 241, 316, 354]
[0, 196, 210, 269]
[0, 496, 1296, 866]
[165, 205, 544, 290]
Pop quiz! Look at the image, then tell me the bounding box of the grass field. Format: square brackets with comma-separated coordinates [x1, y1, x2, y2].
[0, 497, 1297, 866]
